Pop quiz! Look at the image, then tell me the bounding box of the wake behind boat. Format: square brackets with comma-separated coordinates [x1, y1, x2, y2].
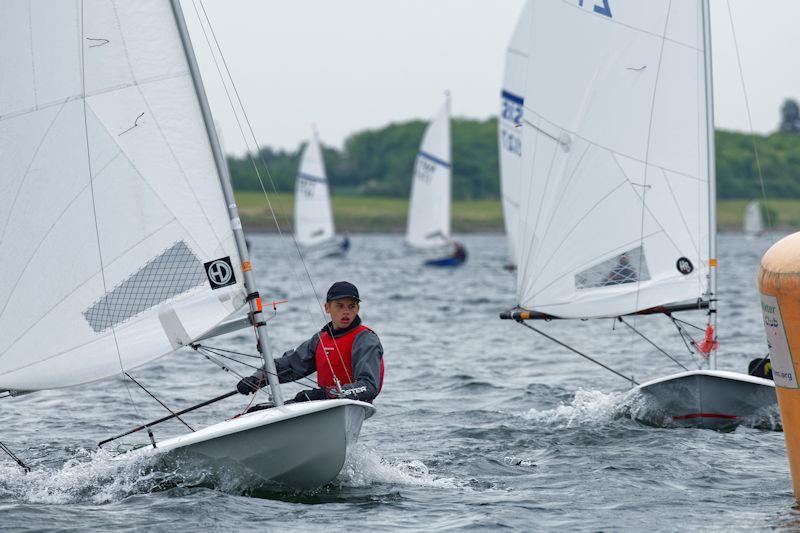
[498, 0, 776, 430]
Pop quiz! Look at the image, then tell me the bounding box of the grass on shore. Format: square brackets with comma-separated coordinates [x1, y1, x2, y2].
[235, 191, 800, 233]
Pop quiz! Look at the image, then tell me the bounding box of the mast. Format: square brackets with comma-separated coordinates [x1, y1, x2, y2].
[169, 0, 284, 405]
[701, 0, 718, 370]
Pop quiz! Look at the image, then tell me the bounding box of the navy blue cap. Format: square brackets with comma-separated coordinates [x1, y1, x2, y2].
[326, 281, 360, 302]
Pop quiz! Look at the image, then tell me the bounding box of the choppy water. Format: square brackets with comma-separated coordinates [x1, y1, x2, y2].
[1, 232, 798, 531]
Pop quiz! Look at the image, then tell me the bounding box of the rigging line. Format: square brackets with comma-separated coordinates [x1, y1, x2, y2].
[79, 1, 143, 425]
[617, 317, 689, 371]
[670, 316, 706, 332]
[0, 440, 30, 473]
[200, 347, 260, 370]
[123, 373, 194, 432]
[725, 0, 773, 231]
[670, 318, 703, 369]
[196, 347, 319, 392]
[633, 0, 674, 323]
[193, 0, 351, 388]
[192, 344, 263, 360]
[514, 320, 638, 385]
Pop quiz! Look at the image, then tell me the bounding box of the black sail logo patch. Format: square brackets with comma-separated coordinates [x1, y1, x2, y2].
[205, 256, 236, 289]
[676, 257, 694, 275]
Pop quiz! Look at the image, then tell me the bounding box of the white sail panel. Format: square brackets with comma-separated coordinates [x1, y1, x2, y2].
[294, 133, 335, 247]
[0, 1, 245, 390]
[744, 200, 763, 235]
[515, 0, 710, 318]
[406, 99, 451, 249]
[499, 1, 533, 267]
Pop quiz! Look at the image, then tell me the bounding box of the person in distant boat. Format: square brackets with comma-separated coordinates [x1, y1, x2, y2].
[341, 232, 351, 253]
[237, 281, 384, 403]
[452, 241, 467, 263]
[606, 253, 636, 285]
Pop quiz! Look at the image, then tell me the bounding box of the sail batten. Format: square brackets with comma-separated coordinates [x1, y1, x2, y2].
[514, 0, 710, 319]
[0, 1, 246, 390]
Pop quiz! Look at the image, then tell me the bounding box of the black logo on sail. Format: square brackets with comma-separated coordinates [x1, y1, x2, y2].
[205, 256, 236, 289]
[676, 257, 694, 275]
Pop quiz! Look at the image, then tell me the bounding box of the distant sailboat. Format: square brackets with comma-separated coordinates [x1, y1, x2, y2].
[744, 200, 764, 236]
[500, 0, 775, 429]
[294, 129, 348, 256]
[406, 94, 466, 267]
[0, 0, 373, 486]
[499, 1, 533, 271]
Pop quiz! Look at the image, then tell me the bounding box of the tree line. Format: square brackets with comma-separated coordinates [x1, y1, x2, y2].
[229, 100, 800, 200]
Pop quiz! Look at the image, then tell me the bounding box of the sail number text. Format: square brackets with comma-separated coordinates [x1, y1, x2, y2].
[578, 0, 613, 18]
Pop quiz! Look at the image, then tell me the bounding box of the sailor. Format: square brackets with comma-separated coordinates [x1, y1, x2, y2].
[453, 241, 467, 263]
[236, 281, 384, 403]
[341, 232, 351, 253]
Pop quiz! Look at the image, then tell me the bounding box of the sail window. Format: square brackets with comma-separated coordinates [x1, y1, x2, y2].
[83, 241, 207, 332]
[575, 247, 650, 290]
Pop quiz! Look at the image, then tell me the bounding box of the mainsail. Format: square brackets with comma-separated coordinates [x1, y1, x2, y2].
[515, 0, 712, 319]
[294, 132, 335, 247]
[0, 1, 245, 390]
[499, 1, 533, 268]
[406, 98, 452, 249]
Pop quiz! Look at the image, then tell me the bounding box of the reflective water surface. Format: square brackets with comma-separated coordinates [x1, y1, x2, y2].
[0, 232, 795, 531]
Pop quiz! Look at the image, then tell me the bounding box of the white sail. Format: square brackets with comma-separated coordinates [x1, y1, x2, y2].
[499, 1, 533, 267]
[515, 0, 711, 318]
[0, 1, 245, 390]
[294, 132, 335, 247]
[406, 99, 452, 249]
[743, 200, 763, 235]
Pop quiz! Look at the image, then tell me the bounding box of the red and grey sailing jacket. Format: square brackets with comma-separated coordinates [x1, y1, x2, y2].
[262, 316, 384, 403]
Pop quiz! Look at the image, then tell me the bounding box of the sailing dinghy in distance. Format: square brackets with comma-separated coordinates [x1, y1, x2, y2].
[744, 200, 765, 237]
[499, 1, 533, 272]
[0, 0, 373, 487]
[499, 0, 775, 430]
[406, 95, 466, 267]
[294, 129, 348, 257]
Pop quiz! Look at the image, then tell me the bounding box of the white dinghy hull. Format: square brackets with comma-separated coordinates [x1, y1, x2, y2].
[634, 370, 776, 430]
[139, 399, 375, 489]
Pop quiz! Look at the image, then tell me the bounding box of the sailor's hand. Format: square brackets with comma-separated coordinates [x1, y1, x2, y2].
[236, 375, 262, 395]
[293, 388, 329, 402]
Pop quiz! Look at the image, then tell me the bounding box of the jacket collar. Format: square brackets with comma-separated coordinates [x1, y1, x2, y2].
[321, 315, 362, 338]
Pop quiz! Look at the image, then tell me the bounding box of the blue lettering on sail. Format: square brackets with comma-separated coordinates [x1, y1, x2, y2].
[578, 0, 613, 18]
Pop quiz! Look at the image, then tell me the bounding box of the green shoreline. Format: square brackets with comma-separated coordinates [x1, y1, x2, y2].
[235, 192, 796, 233]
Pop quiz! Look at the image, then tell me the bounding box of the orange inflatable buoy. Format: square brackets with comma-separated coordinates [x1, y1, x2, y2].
[759, 232, 800, 499]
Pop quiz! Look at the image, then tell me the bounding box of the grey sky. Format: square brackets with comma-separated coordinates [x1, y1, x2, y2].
[184, 1, 800, 156]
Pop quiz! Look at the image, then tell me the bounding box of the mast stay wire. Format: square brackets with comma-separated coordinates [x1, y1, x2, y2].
[123, 373, 194, 432]
[725, 0, 774, 232]
[516, 319, 639, 386]
[189, 0, 353, 389]
[616, 317, 692, 371]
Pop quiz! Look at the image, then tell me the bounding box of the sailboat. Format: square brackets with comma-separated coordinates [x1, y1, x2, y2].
[294, 129, 348, 257]
[744, 200, 764, 237]
[0, 0, 373, 487]
[499, 0, 775, 429]
[406, 95, 467, 267]
[499, 1, 533, 272]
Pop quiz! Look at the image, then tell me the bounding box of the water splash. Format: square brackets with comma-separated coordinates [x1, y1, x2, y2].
[0, 448, 169, 505]
[518, 388, 638, 428]
[338, 444, 466, 489]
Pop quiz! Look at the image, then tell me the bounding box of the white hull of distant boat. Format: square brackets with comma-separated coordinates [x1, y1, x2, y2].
[634, 370, 776, 430]
[138, 400, 375, 489]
